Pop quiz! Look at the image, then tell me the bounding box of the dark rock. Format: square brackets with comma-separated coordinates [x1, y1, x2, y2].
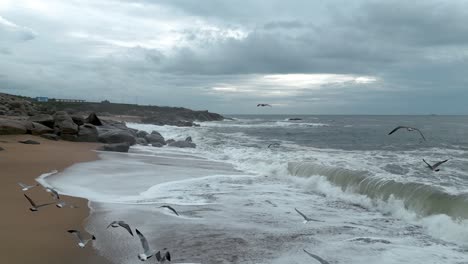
[18, 139, 40, 145]
[136, 138, 148, 145]
[28, 114, 54, 128]
[86, 112, 103, 126]
[61, 134, 78, 141]
[41, 133, 59, 141]
[145, 131, 165, 145]
[29, 122, 54, 135]
[71, 115, 85, 126]
[99, 143, 130, 152]
[136, 130, 148, 138]
[185, 136, 192, 142]
[98, 130, 136, 145]
[0, 146, 3, 151]
[0, 119, 28, 135]
[77, 124, 99, 142]
[166, 139, 175, 144]
[168, 140, 196, 148]
[54, 111, 78, 135]
[151, 142, 164, 147]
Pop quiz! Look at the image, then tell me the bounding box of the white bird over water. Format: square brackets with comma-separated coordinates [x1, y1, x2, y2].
[294, 208, 323, 223]
[67, 230, 96, 248]
[388, 126, 426, 141]
[107, 221, 134, 236]
[18, 182, 39, 191]
[423, 159, 449, 172]
[303, 249, 330, 264]
[136, 229, 156, 261]
[24, 194, 54, 212]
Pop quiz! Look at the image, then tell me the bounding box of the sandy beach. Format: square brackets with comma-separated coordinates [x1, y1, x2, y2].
[0, 135, 110, 264]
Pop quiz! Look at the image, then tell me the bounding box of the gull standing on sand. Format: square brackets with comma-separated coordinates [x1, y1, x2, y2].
[388, 126, 426, 141]
[294, 208, 322, 223]
[67, 230, 96, 248]
[303, 249, 330, 264]
[423, 159, 449, 172]
[136, 229, 157, 261]
[24, 194, 54, 211]
[107, 221, 134, 236]
[160, 205, 180, 216]
[18, 182, 39, 191]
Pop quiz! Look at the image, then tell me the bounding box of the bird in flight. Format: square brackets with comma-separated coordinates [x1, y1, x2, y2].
[303, 249, 330, 264]
[423, 159, 448, 172]
[24, 194, 54, 212]
[18, 182, 39, 191]
[160, 205, 180, 216]
[267, 143, 280, 148]
[155, 249, 171, 263]
[294, 208, 323, 223]
[257, 104, 272, 107]
[388, 126, 426, 141]
[67, 230, 96, 248]
[107, 221, 134, 236]
[136, 229, 156, 261]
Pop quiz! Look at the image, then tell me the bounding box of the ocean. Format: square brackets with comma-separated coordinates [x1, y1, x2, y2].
[38, 115, 468, 263]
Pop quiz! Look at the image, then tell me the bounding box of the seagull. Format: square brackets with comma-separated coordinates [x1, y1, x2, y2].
[67, 230, 96, 248]
[423, 159, 448, 172]
[24, 194, 54, 212]
[107, 221, 134, 236]
[388, 126, 426, 141]
[303, 249, 330, 264]
[267, 143, 280, 148]
[45, 187, 60, 200]
[257, 104, 272, 107]
[56, 200, 79, 209]
[155, 249, 171, 263]
[294, 208, 322, 223]
[18, 182, 39, 191]
[136, 229, 156, 261]
[160, 205, 179, 216]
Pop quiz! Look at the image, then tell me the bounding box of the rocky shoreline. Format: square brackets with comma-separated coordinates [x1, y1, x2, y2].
[0, 92, 219, 152]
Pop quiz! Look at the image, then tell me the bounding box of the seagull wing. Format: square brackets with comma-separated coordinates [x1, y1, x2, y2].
[18, 182, 28, 189]
[36, 202, 55, 208]
[118, 221, 134, 236]
[68, 230, 84, 243]
[136, 229, 150, 253]
[46, 188, 60, 200]
[165, 251, 171, 261]
[294, 208, 310, 221]
[162, 205, 179, 216]
[266, 104, 272, 107]
[422, 159, 432, 169]
[432, 159, 448, 169]
[303, 249, 330, 264]
[106, 221, 117, 229]
[414, 128, 426, 141]
[24, 194, 37, 207]
[388, 126, 405, 135]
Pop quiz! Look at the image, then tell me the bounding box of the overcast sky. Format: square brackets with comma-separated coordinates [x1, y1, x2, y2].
[1, 0, 467, 114]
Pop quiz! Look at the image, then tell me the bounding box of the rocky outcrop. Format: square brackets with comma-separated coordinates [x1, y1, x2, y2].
[98, 130, 136, 145]
[29, 122, 54, 135]
[0, 119, 28, 135]
[77, 124, 98, 142]
[168, 140, 196, 148]
[136, 138, 148, 145]
[18, 139, 40, 144]
[151, 142, 164, 147]
[54, 111, 78, 135]
[0, 93, 38, 116]
[28, 114, 54, 128]
[98, 143, 130, 152]
[71, 115, 85, 126]
[86, 112, 103, 126]
[41, 133, 59, 141]
[136, 130, 148, 138]
[144, 131, 165, 145]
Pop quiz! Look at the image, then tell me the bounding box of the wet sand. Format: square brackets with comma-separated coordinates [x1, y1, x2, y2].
[0, 135, 111, 264]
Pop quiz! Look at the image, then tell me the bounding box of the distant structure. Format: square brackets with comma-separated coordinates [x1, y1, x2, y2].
[101, 100, 110, 104]
[35, 97, 49, 102]
[50, 98, 86, 103]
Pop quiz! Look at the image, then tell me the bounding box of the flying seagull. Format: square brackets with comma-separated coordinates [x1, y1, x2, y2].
[423, 159, 448, 172]
[67, 230, 96, 248]
[45, 187, 60, 200]
[136, 229, 156, 261]
[268, 143, 280, 148]
[303, 249, 330, 264]
[24, 194, 54, 212]
[107, 221, 134, 236]
[294, 208, 323, 223]
[388, 126, 426, 141]
[56, 200, 78, 209]
[257, 104, 272, 107]
[155, 249, 171, 263]
[18, 182, 39, 191]
[160, 205, 179, 216]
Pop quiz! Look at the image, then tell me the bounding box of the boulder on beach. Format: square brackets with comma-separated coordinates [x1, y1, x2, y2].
[136, 137, 148, 145]
[98, 143, 130, 152]
[71, 115, 85, 126]
[77, 123, 98, 142]
[98, 130, 136, 145]
[29, 122, 54, 135]
[168, 140, 196, 148]
[136, 130, 148, 138]
[166, 139, 175, 144]
[41, 133, 59, 141]
[28, 114, 54, 128]
[0, 146, 4, 151]
[145, 131, 165, 145]
[54, 111, 78, 135]
[0, 119, 28, 135]
[151, 142, 164, 148]
[85, 112, 103, 126]
[18, 139, 40, 145]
